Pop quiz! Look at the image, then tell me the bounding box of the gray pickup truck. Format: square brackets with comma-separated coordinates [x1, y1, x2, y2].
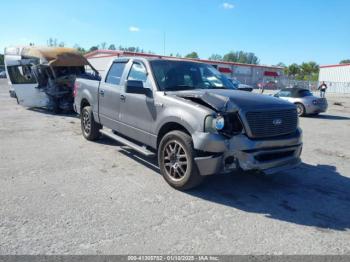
[74, 57, 302, 190]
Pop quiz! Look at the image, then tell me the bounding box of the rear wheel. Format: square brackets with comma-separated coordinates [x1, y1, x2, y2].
[81, 106, 101, 141]
[158, 130, 203, 190]
[295, 103, 305, 117]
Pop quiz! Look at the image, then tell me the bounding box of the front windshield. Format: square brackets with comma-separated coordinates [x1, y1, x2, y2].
[150, 60, 236, 91]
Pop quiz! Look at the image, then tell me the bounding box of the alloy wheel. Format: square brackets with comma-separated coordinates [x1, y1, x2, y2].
[163, 140, 188, 181]
[82, 110, 91, 135]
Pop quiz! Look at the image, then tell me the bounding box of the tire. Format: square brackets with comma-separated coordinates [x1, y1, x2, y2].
[81, 106, 101, 141]
[158, 130, 204, 190]
[295, 103, 305, 117]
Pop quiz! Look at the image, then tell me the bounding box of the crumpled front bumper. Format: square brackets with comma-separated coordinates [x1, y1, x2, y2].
[193, 128, 303, 176]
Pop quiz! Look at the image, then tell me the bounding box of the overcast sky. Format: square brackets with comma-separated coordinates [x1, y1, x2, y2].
[1, 0, 349, 65]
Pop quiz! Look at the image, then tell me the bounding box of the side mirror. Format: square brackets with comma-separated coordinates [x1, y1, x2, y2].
[125, 80, 148, 95]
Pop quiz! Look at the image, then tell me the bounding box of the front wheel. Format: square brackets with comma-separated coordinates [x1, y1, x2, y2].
[158, 130, 203, 190]
[81, 106, 101, 141]
[295, 103, 305, 117]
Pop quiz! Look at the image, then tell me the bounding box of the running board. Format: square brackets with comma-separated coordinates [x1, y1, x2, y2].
[100, 129, 155, 157]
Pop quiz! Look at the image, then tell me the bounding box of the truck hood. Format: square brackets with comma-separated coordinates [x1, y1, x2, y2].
[166, 89, 295, 112]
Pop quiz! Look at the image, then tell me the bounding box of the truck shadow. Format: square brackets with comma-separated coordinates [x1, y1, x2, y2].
[116, 146, 350, 231]
[189, 163, 350, 231]
[28, 108, 78, 118]
[306, 114, 350, 120]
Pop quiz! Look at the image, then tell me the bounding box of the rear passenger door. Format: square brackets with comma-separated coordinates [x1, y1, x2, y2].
[98, 61, 127, 130]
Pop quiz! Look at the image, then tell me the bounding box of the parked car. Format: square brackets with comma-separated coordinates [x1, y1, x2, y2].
[0, 70, 7, 78]
[230, 79, 253, 92]
[4, 46, 100, 113]
[74, 57, 302, 190]
[274, 87, 328, 116]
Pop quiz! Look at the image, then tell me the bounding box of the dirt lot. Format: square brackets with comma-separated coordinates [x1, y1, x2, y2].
[0, 79, 350, 254]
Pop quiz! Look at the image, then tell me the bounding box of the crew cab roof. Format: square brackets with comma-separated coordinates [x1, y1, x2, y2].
[112, 56, 207, 64]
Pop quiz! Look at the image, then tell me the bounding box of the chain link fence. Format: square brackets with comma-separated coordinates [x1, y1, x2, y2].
[277, 78, 350, 94]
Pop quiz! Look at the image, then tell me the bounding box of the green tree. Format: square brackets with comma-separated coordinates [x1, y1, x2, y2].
[299, 61, 319, 81]
[223, 51, 259, 64]
[100, 42, 107, 50]
[0, 54, 4, 65]
[89, 46, 99, 52]
[209, 54, 223, 61]
[185, 52, 199, 59]
[108, 44, 116, 50]
[276, 62, 286, 67]
[47, 38, 58, 47]
[287, 63, 300, 77]
[73, 44, 86, 54]
[340, 59, 350, 64]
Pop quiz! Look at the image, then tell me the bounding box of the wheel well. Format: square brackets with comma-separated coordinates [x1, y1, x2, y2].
[157, 122, 191, 147]
[294, 102, 304, 108]
[80, 99, 90, 112]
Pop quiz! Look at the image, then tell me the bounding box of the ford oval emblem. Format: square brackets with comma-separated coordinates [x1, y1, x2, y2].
[273, 118, 283, 126]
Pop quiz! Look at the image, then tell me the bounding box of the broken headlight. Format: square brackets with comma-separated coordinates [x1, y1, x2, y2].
[205, 114, 224, 133]
[205, 113, 243, 137]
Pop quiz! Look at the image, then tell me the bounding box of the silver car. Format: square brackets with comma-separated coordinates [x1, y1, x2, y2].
[274, 88, 328, 116]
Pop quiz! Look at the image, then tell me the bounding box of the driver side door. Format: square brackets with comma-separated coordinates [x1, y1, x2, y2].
[118, 61, 157, 146]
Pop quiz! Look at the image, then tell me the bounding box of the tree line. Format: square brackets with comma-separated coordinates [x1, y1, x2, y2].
[279, 62, 320, 81]
[1, 38, 349, 73]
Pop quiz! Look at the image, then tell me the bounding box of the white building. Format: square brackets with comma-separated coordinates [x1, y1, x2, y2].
[85, 50, 284, 88]
[319, 63, 350, 93]
[319, 63, 350, 82]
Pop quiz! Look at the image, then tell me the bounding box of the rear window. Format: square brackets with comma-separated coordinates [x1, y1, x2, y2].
[106, 62, 126, 85]
[7, 65, 37, 84]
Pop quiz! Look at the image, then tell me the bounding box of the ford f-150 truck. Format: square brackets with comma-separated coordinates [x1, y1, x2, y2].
[74, 57, 302, 190]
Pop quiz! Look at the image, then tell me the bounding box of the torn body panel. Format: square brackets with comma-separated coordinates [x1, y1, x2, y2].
[170, 91, 239, 112]
[5, 46, 100, 112]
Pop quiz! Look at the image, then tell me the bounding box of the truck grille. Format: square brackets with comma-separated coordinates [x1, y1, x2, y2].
[245, 109, 298, 138]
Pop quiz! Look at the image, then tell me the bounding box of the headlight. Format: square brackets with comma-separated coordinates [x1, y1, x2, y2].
[204, 115, 225, 133]
[215, 115, 225, 130]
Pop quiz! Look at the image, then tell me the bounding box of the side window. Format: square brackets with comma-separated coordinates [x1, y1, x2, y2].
[106, 62, 126, 85]
[128, 63, 147, 83]
[7, 65, 37, 84]
[278, 91, 291, 97]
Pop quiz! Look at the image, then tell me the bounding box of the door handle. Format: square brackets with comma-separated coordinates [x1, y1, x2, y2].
[99, 89, 105, 96]
[120, 94, 126, 101]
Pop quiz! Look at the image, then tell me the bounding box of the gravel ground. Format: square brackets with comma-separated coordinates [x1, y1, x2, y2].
[0, 79, 350, 255]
